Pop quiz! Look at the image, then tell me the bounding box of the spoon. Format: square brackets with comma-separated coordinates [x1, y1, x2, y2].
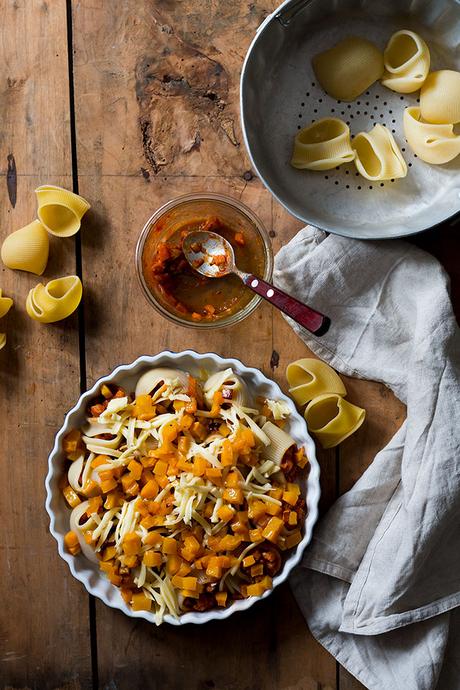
[182, 231, 330, 336]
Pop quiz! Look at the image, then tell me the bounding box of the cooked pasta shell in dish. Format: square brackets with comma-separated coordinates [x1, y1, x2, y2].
[352, 124, 407, 180]
[304, 393, 366, 449]
[26, 275, 83, 323]
[135, 368, 190, 398]
[312, 37, 384, 101]
[35, 185, 90, 237]
[287, 358, 347, 406]
[0, 333, 6, 350]
[291, 118, 355, 171]
[381, 30, 430, 93]
[69, 501, 99, 563]
[0, 289, 13, 319]
[403, 107, 460, 164]
[203, 368, 250, 407]
[261, 421, 295, 465]
[420, 70, 460, 124]
[1, 220, 49, 275]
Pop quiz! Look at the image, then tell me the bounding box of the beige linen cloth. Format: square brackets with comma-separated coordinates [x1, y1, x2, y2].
[274, 226, 460, 690]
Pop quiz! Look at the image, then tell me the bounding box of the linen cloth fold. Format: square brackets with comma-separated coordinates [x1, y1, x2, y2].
[274, 227, 460, 690]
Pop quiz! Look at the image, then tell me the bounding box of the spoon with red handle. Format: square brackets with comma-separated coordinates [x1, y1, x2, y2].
[182, 230, 330, 336]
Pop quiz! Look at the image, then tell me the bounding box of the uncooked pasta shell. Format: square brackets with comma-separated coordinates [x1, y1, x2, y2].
[0, 290, 13, 319]
[1, 220, 49, 275]
[352, 124, 407, 180]
[135, 368, 190, 398]
[304, 393, 365, 449]
[35, 185, 90, 237]
[403, 107, 460, 164]
[261, 420, 296, 465]
[381, 30, 430, 93]
[420, 70, 460, 125]
[287, 358, 346, 406]
[291, 118, 355, 171]
[26, 275, 83, 323]
[312, 36, 384, 101]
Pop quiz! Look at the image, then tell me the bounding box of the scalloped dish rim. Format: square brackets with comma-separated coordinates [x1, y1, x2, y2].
[45, 350, 321, 625]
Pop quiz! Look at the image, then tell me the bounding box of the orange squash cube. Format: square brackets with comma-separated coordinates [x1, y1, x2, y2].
[223, 487, 243, 506]
[122, 532, 141, 556]
[131, 592, 152, 611]
[162, 537, 177, 555]
[262, 517, 284, 544]
[142, 551, 162, 568]
[62, 485, 81, 508]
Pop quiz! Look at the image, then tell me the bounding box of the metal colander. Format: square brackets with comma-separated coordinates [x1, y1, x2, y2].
[240, 0, 460, 239]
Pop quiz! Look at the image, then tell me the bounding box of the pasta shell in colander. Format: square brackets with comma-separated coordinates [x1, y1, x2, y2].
[26, 275, 83, 323]
[420, 70, 460, 125]
[203, 368, 250, 407]
[286, 358, 346, 406]
[35, 185, 90, 237]
[0, 290, 13, 319]
[1, 220, 49, 275]
[291, 118, 355, 171]
[304, 393, 366, 449]
[352, 124, 407, 181]
[381, 30, 430, 94]
[135, 368, 190, 398]
[312, 37, 384, 101]
[403, 107, 460, 164]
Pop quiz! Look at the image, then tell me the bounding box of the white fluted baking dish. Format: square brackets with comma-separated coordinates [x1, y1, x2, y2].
[45, 351, 320, 625]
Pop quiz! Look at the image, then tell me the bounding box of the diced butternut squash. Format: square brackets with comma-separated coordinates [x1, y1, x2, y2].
[92, 454, 110, 468]
[295, 447, 308, 468]
[124, 554, 138, 569]
[192, 455, 208, 477]
[64, 530, 81, 555]
[62, 485, 81, 508]
[249, 528, 263, 542]
[132, 394, 156, 421]
[282, 483, 301, 506]
[162, 537, 177, 555]
[248, 500, 267, 521]
[82, 479, 101, 498]
[131, 592, 152, 611]
[166, 554, 182, 575]
[144, 531, 163, 547]
[266, 501, 282, 516]
[100, 477, 118, 493]
[284, 530, 302, 549]
[215, 591, 227, 607]
[242, 555, 255, 568]
[140, 479, 159, 499]
[250, 563, 264, 578]
[153, 459, 168, 477]
[288, 511, 298, 526]
[101, 545, 117, 561]
[63, 429, 82, 454]
[222, 487, 243, 505]
[218, 534, 242, 551]
[128, 459, 143, 481]
[262, 516, 284, 544]
[143, 551, 162, 568]
[206, 561, 222, 579]
[86, 496, 102, 515]
[220, 438, 234, 466]
[123, 532, 141, 556]
[162, 421, 179, 443]
[217, 505, 235, 522]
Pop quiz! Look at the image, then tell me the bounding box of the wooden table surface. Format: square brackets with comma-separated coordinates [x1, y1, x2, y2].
[0, 2, 458, 689]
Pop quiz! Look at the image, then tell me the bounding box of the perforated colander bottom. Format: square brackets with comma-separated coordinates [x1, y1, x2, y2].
[241, 0, 460, 238]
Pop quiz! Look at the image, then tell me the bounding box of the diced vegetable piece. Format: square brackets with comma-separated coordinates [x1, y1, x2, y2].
[87, 496, 102, 515]
[218, 534, 242, 551]
[192, 455, 208, 477]
[222, 487, 243, 505]
[205, 467, 222, 479]
[248, 500, 267, 521]
[123, 532, 141, 556]
[269, 487, 283, 500]
[226, 471, 241, 488]
[249, 528, 263, 542]
[141, 479, 159, 499]
[63, 485, 81, 508]
[100, 477, 118, 493]
[132, 394, 156, 421]
[131, 592, 152, 611]
[144, 531, 163, 547]
[124, 555, 138, 569]
[162, 421, 179, 443]
[177, 562, 192, 577]
[153, 460, 168, 477]
[206, 560, 222, 578]
[63, 429, 82, 454]
[282, 483, 300, 506]
[143, 551, 162, 568]
[288, 511, 298, 526]
[266, 502, 282, 516]
[242, 555, 255, 568]
[250, 564, 264, 578]
[92, 454, 110, 468]
[162, 537, 177, 555]
[128, 459, 143, 481]
[221, 439, 234, 466]
[217, 505, 235, 522]
[64, 530, 81, 555]
[215, 591, 227, 607]
[262, 516, 284, 544]
[219, 423, 231, 437]
[82, 480, 101, 498]
[284, 530, 302, 549]
[181, 576, 198, 591]
[101, 545, 117, 561]
[104, 491, 122, 510]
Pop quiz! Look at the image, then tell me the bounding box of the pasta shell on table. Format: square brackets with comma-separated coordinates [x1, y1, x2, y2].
[312, 37, 384, 101]
[261, 420, 295, 465]
[403, 107, 460, 164]
[0, 289, 13, 319]
[352, 124, 407, 180]
[304, 393, 366, 449]
[35, 185, 90, 237]
[291, 118, 355, 171]
[1, 219, 49, 275]
[420, 70, 460, 124]
[26, 275, 83, 324]
[381, 30, 430, 94]
[203, 368, 250, 407]
[286, 358, 346, 406]
[0, 333, 6, 351]
[135, 368, 190, 398]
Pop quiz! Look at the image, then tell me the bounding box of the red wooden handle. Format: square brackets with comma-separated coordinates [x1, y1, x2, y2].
[244, 275, 330, 336]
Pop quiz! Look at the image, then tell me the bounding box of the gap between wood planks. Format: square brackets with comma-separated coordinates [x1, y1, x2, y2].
[65, 2, 99, 689]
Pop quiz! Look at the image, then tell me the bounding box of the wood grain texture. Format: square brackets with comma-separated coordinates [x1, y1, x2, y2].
[0, 1, 91, 688]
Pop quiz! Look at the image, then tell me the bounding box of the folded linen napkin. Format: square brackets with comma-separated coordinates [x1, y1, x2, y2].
[274, 227, 460, 690]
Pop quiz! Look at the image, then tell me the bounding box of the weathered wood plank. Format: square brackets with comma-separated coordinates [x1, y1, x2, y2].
[72, 0, 339, 687]
[0, 1, 92, 688]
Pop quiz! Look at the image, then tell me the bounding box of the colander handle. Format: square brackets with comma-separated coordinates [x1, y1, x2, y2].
[242, 274, 330, 336]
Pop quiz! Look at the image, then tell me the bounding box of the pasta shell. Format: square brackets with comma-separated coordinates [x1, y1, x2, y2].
[352, 124, 407, 181]
[312, 37, 384, 101]
[1, 220, 49, 275]
[381, 30, 430, 93]
[69, 501, 99, 563]
[203, 368, 250, 407]
[0, 289, 13, 319]
[286, 358, 346, 406]
[26, 275, 83, 323]
[135, 368, 189, 398]
[291, 118, 355, 171]
[0, 333, 6, 350]
[35, 185, 90, 237]
[403, 107, 460, 164]
[261, 421, 295, 465]
[420, 70, 460, 125]
[304, 393, 366, 449]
